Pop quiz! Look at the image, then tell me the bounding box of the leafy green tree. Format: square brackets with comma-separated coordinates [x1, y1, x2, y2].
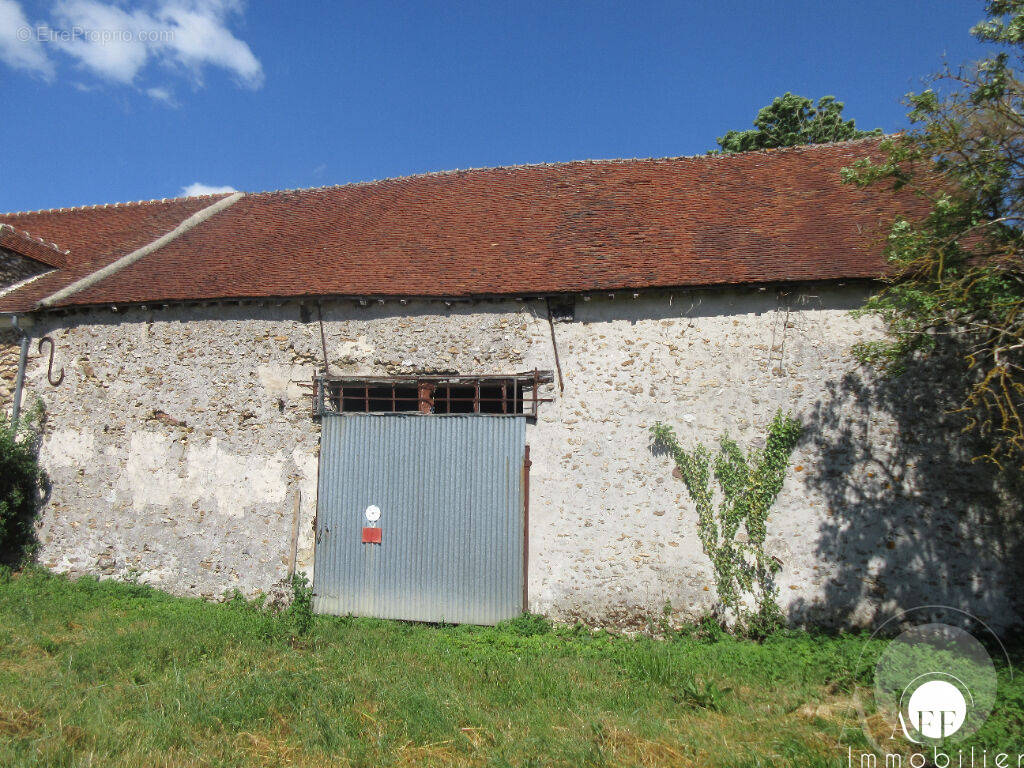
[842, 1, 1024, 468]
[716, 92, 880, 153]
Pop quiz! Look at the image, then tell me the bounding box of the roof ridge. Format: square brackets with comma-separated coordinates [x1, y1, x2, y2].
[1, 136, 889, 215]
[0, 269, 52, 300]
[0, 192, 234, 219]
[243, 135, 889, 199]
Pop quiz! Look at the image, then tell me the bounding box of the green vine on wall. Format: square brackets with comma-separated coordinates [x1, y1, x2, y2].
[650, 410, 802, 631]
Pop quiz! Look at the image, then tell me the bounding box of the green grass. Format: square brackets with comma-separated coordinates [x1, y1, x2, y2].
[0, 569, 1018, 767]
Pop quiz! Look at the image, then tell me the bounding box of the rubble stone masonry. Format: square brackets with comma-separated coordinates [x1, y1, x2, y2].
[0, 248, 51, 291]
[0, 330, 18, 410]
[11, 286, 1022, 629]
[1, 249, 52, 409]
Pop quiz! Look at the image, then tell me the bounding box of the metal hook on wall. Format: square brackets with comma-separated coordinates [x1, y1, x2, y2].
[38, 337, 65, 386]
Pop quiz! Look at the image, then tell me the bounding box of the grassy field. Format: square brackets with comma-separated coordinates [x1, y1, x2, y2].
[0, 570, 1019, 767]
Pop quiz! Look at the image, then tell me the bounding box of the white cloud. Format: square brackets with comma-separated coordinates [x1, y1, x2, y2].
[0, 0, 54, 78]
[52, 0, 152, 84]
[156, 2, 263, 88]
[180, 182, 237, 197]
[146, 85, 176, 104]
[0, 0, 262, 93]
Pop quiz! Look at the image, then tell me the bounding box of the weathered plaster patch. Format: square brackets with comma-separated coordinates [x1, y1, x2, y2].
[42, 429, 95, 468]
[333, 334, 374, 365]
[120, 433, 286, 516]
[188, 438, 287, 517]
[257, 364, 311, 401]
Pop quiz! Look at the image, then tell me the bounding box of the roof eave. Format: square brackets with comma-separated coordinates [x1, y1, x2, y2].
[2, 276, 884, 317]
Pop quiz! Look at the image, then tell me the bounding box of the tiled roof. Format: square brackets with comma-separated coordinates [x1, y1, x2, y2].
[0, 195, 232, 312]
[0, 139, 922, 313]
[0, 224, 69, 269]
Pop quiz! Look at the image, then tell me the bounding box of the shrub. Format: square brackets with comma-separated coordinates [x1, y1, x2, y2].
[742, 599, 785, 640]
[676, 677, 732, 711]
[287, 573, 314, 637]
[0, 401, 47, 566]
[500, 612, 553, 637]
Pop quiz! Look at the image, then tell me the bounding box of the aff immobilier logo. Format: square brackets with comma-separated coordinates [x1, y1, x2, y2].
[843, 607, 1017, 768]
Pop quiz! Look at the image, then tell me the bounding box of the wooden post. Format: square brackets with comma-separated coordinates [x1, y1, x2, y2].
[287, 490, 302, 579]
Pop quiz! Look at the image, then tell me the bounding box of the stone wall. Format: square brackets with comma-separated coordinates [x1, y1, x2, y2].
[528, 289, 1022, 629]
[21, 300, 545, 600]
[17, 288, 1022, 629]
[0, 248, 51, 292]
[1, 248, 53, 412]
[1, 329, 18, 412]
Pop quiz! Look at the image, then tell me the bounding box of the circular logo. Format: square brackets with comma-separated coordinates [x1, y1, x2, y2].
[873, 622, 996, 745]
[904, 679, 967, 739]
[364, 504, 381, 523]
[17, 26, 32, 42]
[845, 608, 1011, 754]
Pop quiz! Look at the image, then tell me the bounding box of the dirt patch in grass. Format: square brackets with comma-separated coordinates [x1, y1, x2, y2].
[0, 704, 42, 738]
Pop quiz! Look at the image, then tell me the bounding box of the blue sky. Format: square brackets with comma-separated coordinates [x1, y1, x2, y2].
[0, 1, 990, 212]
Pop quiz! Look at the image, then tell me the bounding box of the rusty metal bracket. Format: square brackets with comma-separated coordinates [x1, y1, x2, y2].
[316, 300, 330, 376]
[38, 337, 64, 386]
[545, 298, 565, 392]
[312, 371, 553, 418]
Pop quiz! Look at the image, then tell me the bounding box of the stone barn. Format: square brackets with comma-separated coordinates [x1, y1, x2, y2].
[1, 139, 1020, 629]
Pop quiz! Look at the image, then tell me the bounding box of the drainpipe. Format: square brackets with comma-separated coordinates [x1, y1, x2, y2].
[10, 315, 30, 428]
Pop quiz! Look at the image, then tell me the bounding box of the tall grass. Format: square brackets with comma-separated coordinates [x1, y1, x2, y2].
[0, 569, 1018, 767]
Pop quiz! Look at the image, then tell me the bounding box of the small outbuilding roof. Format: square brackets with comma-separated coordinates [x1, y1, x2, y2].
[0, 224, 70, 270]
[0, 138, 921, 313]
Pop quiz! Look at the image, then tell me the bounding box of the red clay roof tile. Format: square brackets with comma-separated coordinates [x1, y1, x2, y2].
[0, 224, 69, 269]
[0, 140, 922, 313]
[0, 195, 230, 312]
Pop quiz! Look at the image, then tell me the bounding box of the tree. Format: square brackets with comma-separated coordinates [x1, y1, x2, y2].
[842, 1, 1024, 468]
[716, 92, 881, 153]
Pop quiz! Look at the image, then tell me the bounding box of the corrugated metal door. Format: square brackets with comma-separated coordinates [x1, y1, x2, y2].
[313, 414, 526, 625]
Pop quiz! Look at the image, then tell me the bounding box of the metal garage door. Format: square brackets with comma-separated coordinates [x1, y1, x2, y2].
[312, 413, 527, 625]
